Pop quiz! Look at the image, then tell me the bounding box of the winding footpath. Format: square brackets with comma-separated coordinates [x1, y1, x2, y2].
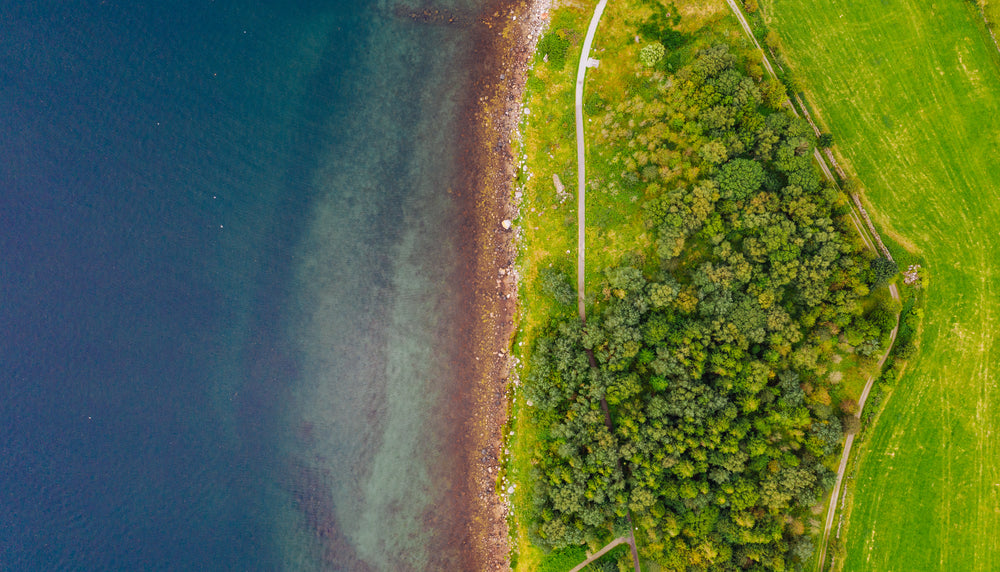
[572, 2, 642, 572]
[722, 1, 902, 570]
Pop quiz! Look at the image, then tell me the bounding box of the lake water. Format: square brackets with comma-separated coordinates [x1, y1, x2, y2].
[1, 1, 492, 569]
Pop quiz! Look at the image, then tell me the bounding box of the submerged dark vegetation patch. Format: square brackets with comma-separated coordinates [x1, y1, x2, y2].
[522, 43, 896, 570]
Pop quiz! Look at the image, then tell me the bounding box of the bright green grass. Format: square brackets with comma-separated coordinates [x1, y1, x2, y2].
[763, 0, 1000, 569]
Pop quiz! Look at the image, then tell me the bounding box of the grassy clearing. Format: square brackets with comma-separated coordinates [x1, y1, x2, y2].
[763, 0, 1000, 569]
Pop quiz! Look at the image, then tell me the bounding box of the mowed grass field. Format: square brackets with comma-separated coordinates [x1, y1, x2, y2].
[763, 0, 1000, 569]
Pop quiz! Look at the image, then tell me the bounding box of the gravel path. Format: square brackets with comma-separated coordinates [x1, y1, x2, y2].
[575, 0, 608, 322]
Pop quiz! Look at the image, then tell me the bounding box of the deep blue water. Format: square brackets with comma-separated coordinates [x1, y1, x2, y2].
[1, 1, 487, 569]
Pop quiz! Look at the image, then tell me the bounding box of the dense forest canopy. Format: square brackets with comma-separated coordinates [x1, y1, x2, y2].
[524, 44, 896, 571]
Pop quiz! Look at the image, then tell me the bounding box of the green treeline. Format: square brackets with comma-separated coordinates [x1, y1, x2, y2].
[524, 45, 896, 570]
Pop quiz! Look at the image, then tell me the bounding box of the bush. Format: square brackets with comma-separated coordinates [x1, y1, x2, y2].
[871, 257, 899, 286]
[540, 267, 577, 307]
[856, 338, 882, 358]
[639, 43, 665, 67]
[867, 305, 897, 335]
[762, 77, 788, 109]
[842, 177, 862, 194]
[839, 397, 859, 416]
[537, 30, 571, 71]
[785, 73, 804, 94]
[810, 417, 843, 456]
[893, 341, 916, 359]
[818, 133, 835, 147]
[843, 415, 862, 434]
[765, 30, 781, 51]
[791, 538, 814, 561]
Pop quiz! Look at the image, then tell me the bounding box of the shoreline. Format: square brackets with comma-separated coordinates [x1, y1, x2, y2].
[455, 1, 548, 569]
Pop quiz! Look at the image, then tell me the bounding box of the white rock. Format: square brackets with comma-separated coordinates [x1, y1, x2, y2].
[501, 219, 512, 229]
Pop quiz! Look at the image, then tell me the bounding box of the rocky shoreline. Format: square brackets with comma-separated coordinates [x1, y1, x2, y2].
[455, 0, 548, 569]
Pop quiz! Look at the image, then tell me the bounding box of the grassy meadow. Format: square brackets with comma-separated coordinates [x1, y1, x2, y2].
[763, 0, 1000, 569]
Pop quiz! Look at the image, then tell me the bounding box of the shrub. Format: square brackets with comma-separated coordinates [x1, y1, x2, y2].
[893, 341, 916, 359]
[537, 30, 571, 71]
[839, 397, 859, 416]
[540, 267, 577, 307]
[791, 538, 814, 561]
[871, 257, 899, 286]
[765, 30, 781, 51]
[843, 415, 862, 434]
[639, 43, 665, 67]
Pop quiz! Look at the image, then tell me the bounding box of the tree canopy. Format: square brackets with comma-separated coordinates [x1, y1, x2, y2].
[523, 45, 893, 571]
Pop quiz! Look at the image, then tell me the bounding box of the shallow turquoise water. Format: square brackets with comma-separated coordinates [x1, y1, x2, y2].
[275, 5, 486, 568]
[1, 1, 490, 569]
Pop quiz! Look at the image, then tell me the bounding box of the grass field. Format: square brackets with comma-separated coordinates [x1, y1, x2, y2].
[762, 0, 1000, 569]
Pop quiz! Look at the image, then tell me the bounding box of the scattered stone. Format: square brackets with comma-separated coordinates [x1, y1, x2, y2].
[553, 173, 570, 203]
[903, 264, 922, 285]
